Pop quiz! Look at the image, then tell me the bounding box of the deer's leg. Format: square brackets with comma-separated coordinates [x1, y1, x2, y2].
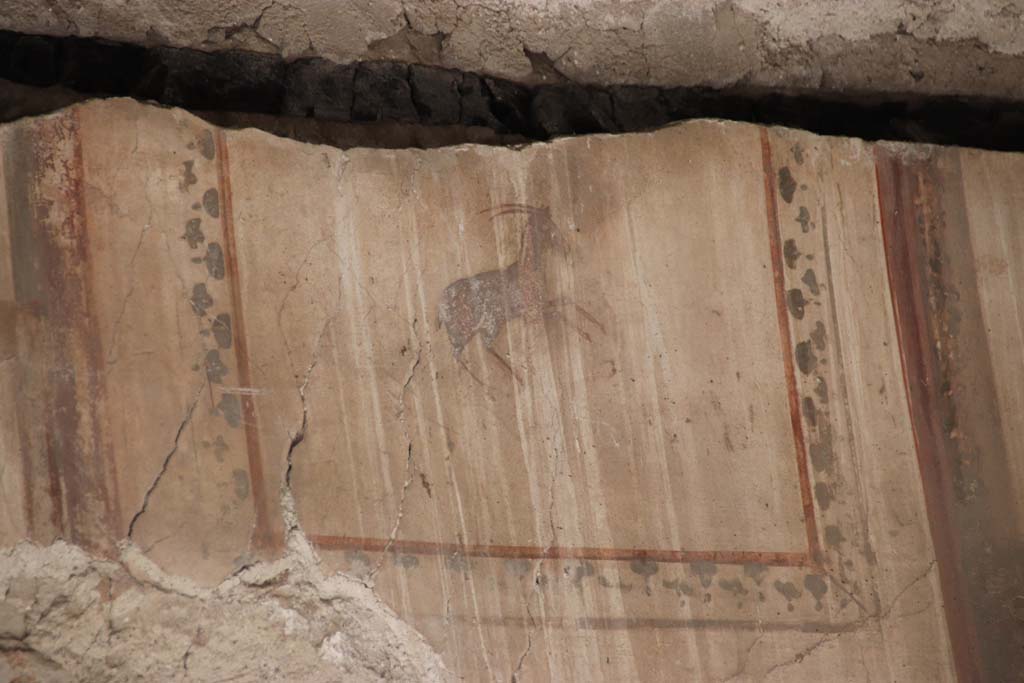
[544, 298, 606, 342]
[480, 325, 523, 385]
[485, 346, 524, 385]
[455, 353, 488, 388]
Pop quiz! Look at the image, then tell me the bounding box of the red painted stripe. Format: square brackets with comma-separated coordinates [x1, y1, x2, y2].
[874, 151, 981, 683]
[215, 130, 276, 551]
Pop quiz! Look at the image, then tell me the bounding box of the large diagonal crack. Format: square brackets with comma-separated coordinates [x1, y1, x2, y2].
[282, 317, 334, 533]
[880, 559, 936, 620]
[511, 559, 543, 683]
[510, 619, 533, 683]
[127, 379, 208, 538]
[760, 631, 841, 680]
[369, 319, 422, 580]
[369, 444, 415, 580]
[722, 633, 766, 682]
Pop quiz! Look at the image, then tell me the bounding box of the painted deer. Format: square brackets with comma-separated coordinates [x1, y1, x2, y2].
[437, 203, 601, 380]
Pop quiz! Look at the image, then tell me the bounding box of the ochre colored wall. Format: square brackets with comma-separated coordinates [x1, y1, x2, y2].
[1, 100, 1022, 680]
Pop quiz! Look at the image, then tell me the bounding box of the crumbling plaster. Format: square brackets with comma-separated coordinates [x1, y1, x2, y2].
[4, 1, 1024, 99]
[0, 536, 452, 682]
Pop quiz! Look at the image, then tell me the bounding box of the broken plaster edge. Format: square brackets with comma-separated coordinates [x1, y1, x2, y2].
[6, 96, 1001, 163]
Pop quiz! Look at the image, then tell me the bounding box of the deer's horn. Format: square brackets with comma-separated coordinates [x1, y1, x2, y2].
[479, 203, 542, 220]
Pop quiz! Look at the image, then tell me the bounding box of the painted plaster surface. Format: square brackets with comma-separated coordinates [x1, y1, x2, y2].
[1, 99, 1020, 679]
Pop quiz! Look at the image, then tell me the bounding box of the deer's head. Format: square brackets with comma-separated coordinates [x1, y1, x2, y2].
[482, 203, 568, 256]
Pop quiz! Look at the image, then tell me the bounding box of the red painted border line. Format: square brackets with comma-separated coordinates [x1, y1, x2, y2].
[309, 535, 815, 567]
[874, 151, 981, 683]
[758, 128, 822, 564]
[306, 132, 823, 570]
[214, 130, 275, 551]
[308, 133, 821, 570]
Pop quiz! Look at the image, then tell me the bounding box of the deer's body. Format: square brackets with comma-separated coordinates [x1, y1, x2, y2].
[437, 205, 554, 360]
[437, 263, 522, 358]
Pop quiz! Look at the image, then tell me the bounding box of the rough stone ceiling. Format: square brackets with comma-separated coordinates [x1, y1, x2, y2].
[2, 3, 1024, 681]
[5, 0, 1024, 100]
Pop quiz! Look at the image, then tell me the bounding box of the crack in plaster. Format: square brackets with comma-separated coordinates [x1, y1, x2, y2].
[126, 379, 208, 539]
[106, 218, 152, 367]
[369, 318, 423, 580]
[283, 314, 334, 523]
[755, 560, 940, 679]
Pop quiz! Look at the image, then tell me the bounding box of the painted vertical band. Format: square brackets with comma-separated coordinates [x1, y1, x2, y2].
[759, 128, 822, 565]
[214, 130, 275, 551]
[874, 151, 980, 683]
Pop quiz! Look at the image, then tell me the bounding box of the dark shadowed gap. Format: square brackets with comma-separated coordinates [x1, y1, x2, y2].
[2, 30, 1024, 151]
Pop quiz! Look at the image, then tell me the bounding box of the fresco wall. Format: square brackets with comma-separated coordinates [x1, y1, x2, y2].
[1, 99, 1020, 680]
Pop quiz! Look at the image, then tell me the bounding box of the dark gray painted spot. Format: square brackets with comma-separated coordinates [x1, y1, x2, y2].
[212, 313, 232, 349]
[598, 575, 633, 592]
[446, 554, 468, 572]
[743, 563, 768, 585]
[825, 525, 846, 547]
[783, 239, 801, 269]
[504, 558, 531, 576]
[795, 205, 813, 232]
[804, 574, 828, 609]
[802, 396, 817, 427]
[204, 242, 225, 279]
[181, 160, 197, 190]
[198, 130, 216, 160]
[203, 188, 220, 217]
[345, 550, 370, 567]
[795, 340, 817, 375]
[689, 561, 717, 589]
[182, 218, 204, 248]
[211, 434, 229, 461]
[809, 439, 835, 474]
[204, 349, 229, 384]
[810, 320, 827, 351]
[778, 167, 797, 203]
[814, 482, 834, 511]
[395, 554, 420, 568]
[662, 578, 695, 596]
[774, 580, 801, 611]
[786, 288, 806, 319]
[801, 268, 820, 296]
[573, 561, 596, 585]
[630, 558, 658, 577]
[216, 393, 241, 428]
[232, 469, 250, 500]
[190, 283, 213, 317]
[719, 577, 748, 597]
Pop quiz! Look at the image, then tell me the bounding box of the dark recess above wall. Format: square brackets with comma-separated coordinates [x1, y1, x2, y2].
[1, 30, 1023, 151]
